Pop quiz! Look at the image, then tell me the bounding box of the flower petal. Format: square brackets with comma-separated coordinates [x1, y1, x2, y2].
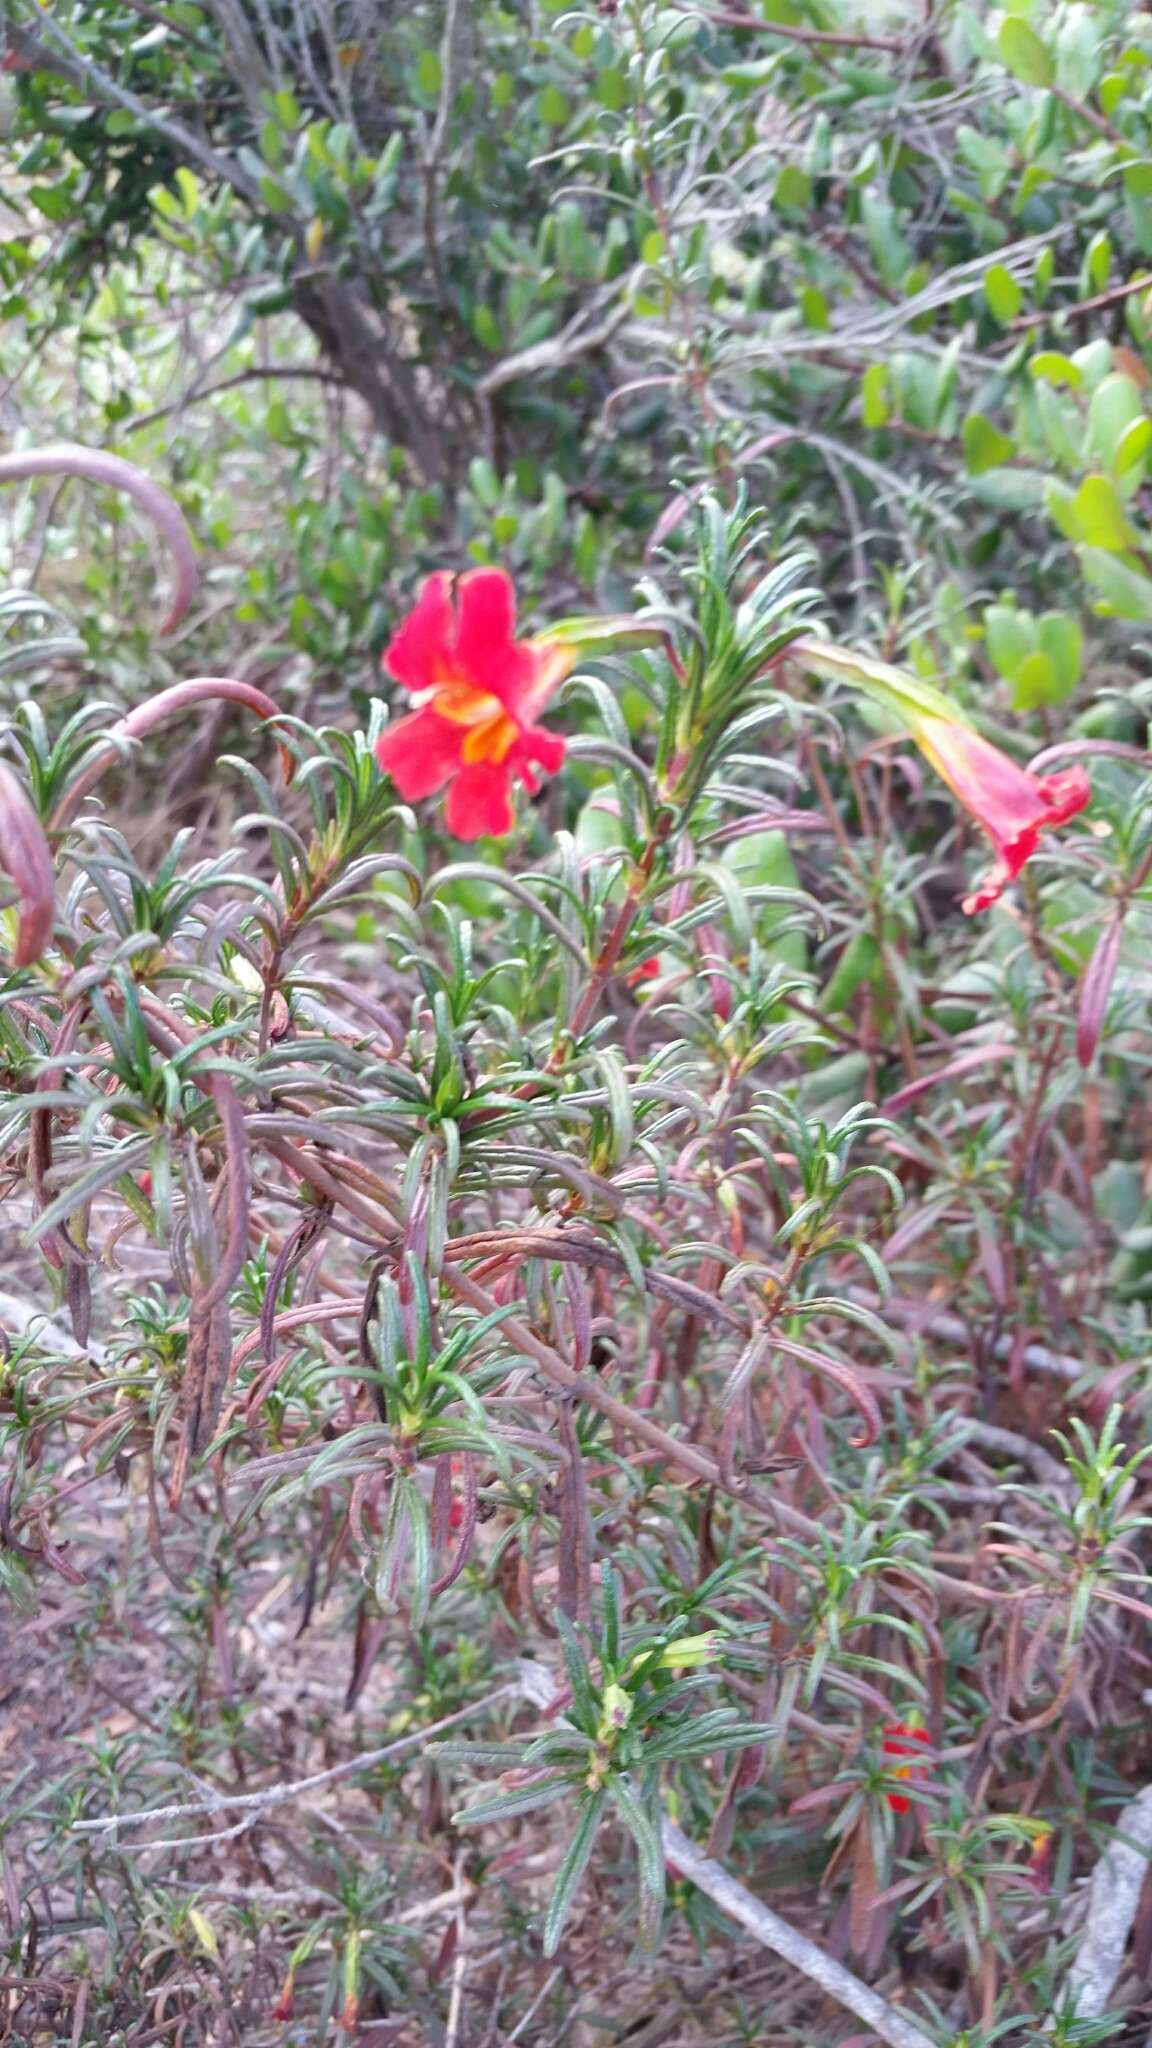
[375, 707, 462, 801]
[444, 759, 516, 839]
[913, 717, 1091, 912]
[452, 568, 538, 708]
[382, 572, 455, 693]
[518, 722, 567, 778]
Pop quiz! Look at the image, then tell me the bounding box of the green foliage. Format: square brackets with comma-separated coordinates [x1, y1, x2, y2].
[2, 4, 1152, 2043]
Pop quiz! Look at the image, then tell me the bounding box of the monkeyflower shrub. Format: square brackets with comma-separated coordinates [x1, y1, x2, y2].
[5, 449, 1152, 2048]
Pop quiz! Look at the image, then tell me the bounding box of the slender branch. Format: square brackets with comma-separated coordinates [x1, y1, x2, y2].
[478, 299, 633, 400]
[72, 1685, 515, 1837]
[122, 363, 345, 434]
[1012, 269, 1152, 333]
[1062, 1784, 1152, 2022]
[671, 3, 904, 51]
[8, 17, 262, 205]
[422, 0, 469, 302]
[1052, 81, 1126, 149]
[661, 1823, 936, 2048]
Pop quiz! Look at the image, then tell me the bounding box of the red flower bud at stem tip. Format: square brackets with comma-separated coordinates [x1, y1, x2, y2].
[0, 762, 56, 967]
[375, 569, 574, 839]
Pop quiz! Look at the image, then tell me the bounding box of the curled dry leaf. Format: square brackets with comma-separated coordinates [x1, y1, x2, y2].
[1077, 916, 1123, 1070]
[0, 760, 55, 966]
[0, 441, 198, 633]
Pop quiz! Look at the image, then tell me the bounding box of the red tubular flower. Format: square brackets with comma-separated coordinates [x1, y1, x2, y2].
[881, 1720, 930, 1814]
[375, 569, 572, 839]
[791, 640, 1092, 915]
[912, 716, 1092, 915]
[270, 1972, 295, 2022]
[625, 956, 661, 988]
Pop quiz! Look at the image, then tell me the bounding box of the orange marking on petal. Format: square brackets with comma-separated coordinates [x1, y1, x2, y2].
[461, 710, 520, 765]
[430, 681, 506, 728]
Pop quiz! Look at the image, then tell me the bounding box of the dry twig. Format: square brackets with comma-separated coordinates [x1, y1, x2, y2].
[1062, 1784, 1152, 2023]
[660, 1821, 935, 2048]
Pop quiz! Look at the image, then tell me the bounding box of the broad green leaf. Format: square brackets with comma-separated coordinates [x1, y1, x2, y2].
[1084, 231, 1111, 295]
[775, 165, 812, 211]
[1080, 546, 1152, 620]
[963, 413, 1014, 474]
[1071, 338, 1115, 388]
[984, 603, 1034, 681]
[998, 16, 1054, 88]
[1030, 351, 1082, 389]
[890, 350, 937, 430]
[1071, 473, 1138, 550]
[472, 305, 501, 350]
[822, 931, 881, 1015]
[984, 263, 1022, 324]
[1115, 415, 1152, 482]
[417, 49, 442, 94]
[1012, 649, 1058, 710]
[1124, 162, 1152, 201]
[1035, 612, 1083, 696]
[1100, 71, 1127, 118]
[1056, 4, 1103, 100]
[538, 85, 569, 125]
[1087, 373, 1145, 470]
[860, 189, 910, 288]
[969, 466, 1048, 510]
[1045, 480, 1082, 542]
[861, 363, 890, 428]
[174, 167, 200, 215]
[597, 68, 628, 109]
[1035, 382, 1083, 469]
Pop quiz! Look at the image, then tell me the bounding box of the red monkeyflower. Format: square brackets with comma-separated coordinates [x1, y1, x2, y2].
[912, 717, 1091, 915]
[626, 956, 661, 988]
[792, 639, 1092, 915]
[881, 1720, 930, 1814]
[375, 569, 572, 840]
[1025, 1824, 1055, 1892]
[270, 1971, 295, 2022]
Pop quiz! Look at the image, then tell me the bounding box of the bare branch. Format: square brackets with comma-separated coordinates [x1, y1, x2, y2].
[72, 1685, 516, 1841]
[478, 298, 634, 400]
[661, 1821, 936, 2048]
[669, 3, 904, 51]
[1063, 1785, 1152, 2022]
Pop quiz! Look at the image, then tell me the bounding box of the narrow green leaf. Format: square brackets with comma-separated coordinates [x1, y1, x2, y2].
[542, 1792, 607, 1957]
